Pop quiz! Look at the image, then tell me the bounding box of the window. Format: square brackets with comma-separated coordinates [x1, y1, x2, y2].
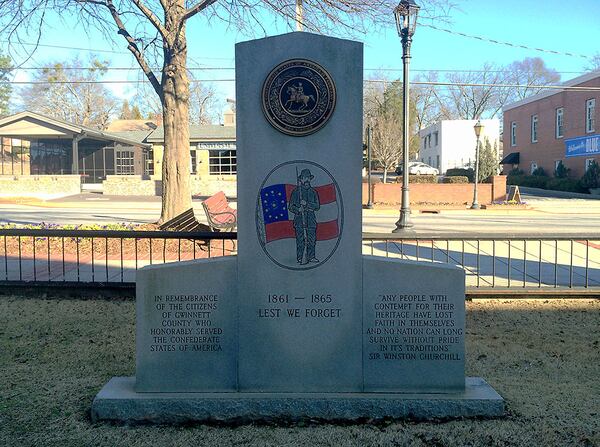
[428, 134, 432, 148]
[116, 150, 135, 174]
[556, 108, 564, 138]
[531, 115, 538, 143]
[530, 162, 538, 174]
[510, 122, 517, 146]
[423, 137, 427, 150]
[0, 138, 31, 175]
[436, 155, 440, 168]
[209, 149, 236, 175]
[433, 131, 439, 146]
[428, 156, 431, 166]
[586, 159, 595, 171]
[190, 148, 197, 175]
[586, 99, 596, 133]
[145, 148, 154, 176]
[555, 160, 562, 171]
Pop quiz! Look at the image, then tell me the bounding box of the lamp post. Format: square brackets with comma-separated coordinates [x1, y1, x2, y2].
[471, 119, 484, 210]
[366, 125, 373, 209]
[393, 0, 420, 232]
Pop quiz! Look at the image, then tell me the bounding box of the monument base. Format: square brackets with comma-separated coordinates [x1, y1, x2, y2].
[91, 377, 504, 424]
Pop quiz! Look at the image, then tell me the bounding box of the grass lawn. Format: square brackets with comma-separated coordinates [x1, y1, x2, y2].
[1, 296, 598, 447]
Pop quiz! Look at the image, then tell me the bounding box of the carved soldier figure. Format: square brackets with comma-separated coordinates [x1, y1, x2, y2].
[289, 168, 320, 264]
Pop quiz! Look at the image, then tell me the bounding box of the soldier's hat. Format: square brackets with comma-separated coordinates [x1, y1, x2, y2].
[298, 168, 314, 180]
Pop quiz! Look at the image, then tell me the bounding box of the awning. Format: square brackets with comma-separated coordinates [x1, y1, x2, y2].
[500, 152, 520, 164]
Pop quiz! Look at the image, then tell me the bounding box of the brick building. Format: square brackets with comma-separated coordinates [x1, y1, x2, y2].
[501, 72, 599, 178]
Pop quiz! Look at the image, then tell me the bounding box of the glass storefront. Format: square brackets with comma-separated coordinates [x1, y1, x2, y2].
[30, 139, 72, 175]
[79, 139, 116, 183]
[0, 137, 143, 182]
[1, 138, 31, 175]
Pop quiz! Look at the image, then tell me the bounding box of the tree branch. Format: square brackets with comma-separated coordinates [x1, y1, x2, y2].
[130, 0, 168, 40]
[183, 0, 219, 21]
[80, 0, 162, 96]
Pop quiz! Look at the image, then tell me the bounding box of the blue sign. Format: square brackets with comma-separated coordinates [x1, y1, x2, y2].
[565, 134, 600, 157]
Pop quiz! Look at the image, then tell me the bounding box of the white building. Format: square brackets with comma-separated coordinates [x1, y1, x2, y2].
[417, 119, 501, 174]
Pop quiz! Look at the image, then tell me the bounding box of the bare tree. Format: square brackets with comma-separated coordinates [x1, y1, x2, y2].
[411, 72, 442, 130]
[20, 57, 117, 129]
[440, 63, 510, 119]
[371, 111, 401, 184]
[363, 75, 387, 127]
[505, 57, 560, 102]
[367, 79, 419, 183]
[0, 53, 11, 117]
[189, 81, 217, 125]
[424, 58, 560, 121]
[1, 0, 450, 222]
[586, 53, 600, 72]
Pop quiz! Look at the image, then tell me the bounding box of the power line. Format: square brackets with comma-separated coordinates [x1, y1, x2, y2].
[5, 78, 600, 92]
[0, 39, 233, 60]
[5, 66, 591, 76]
[6, 79, 235, 84]
[415, 81, 600, 91]
[421, 23, 593, 60]
[0, 40, 129, 55]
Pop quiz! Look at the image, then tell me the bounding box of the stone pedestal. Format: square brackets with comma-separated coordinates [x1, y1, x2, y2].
[92, 377, 504, 424]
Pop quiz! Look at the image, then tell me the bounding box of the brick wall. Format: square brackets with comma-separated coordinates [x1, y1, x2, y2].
[190, 176, 236, 198]
[102, 175, 237, 197]
[503, 75, 600, 178]
[0, 175, 81, 198]
[103, 175, 160, 196]
[362, 176, 506, 205]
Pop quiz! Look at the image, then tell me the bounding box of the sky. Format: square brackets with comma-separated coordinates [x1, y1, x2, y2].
[5, 0, 600, 120]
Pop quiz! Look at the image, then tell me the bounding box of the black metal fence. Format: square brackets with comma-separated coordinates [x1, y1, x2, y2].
[1, 229, 599, 294]
[0, 229, 236, 286]
[363, 233, 600, 294]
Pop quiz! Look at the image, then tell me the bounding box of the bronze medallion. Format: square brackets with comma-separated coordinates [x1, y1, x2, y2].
[261, 59, 336, 136]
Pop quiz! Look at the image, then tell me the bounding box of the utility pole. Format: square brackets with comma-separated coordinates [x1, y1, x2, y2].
[296, 0, 304, 31]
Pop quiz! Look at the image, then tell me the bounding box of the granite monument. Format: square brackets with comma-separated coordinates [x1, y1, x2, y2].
[91, 32, 503, 423]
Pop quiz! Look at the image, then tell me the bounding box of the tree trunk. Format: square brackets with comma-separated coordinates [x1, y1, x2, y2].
[383, 168, 388, 184]
[159, 12, 192, 224]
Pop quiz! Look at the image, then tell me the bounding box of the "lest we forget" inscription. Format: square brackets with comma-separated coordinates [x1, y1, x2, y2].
[363, 258, 465, 393]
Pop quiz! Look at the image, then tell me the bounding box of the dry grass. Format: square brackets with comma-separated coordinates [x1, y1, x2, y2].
[0, 297, 598, 447]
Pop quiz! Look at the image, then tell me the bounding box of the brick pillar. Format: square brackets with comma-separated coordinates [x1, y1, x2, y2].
[491, 175, 507, 202]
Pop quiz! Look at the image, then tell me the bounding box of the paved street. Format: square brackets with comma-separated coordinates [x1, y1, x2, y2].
[1, 194, 600, 235]
[1, 193, 599, 289]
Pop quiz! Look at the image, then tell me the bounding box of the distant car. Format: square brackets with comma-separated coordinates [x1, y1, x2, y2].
[395, 162, 439, 176]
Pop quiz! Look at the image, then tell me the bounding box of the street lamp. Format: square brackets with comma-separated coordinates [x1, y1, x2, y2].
[471, 119, 484, 210]
[366, 125, 373, 209]
[393, 0, 420, 232]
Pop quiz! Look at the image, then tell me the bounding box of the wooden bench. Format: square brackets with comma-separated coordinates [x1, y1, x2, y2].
[159, 208, 210, 232]
[201, 191, 237, 232]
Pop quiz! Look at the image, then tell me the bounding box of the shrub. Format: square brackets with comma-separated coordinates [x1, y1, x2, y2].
[554, 161, 570, 179]
[580, 161, 600, 190]
[532, 167, 548, 177]
[446, 168, 474, 183]
[508, 173, 589, 193]
[508, 174, 549, 189]
[546, 178, 586, 193]
[442, 176, 469, 184]
[396, 174, 438, 184]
